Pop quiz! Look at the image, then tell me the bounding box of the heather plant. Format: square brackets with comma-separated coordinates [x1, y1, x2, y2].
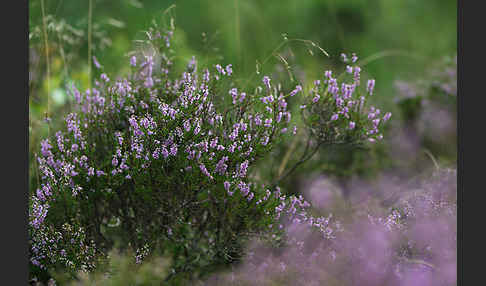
[205, 168, 456, 286]
[29, 19, 392, 283]
[267, 52, 393, 199]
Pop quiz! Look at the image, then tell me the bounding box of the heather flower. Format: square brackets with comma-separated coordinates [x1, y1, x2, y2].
[367, 79, 375, 95]
[353, 66, 361, 83]
[263, 76, 271, 90]
[226, 64, 233, 75]
[40, 139, 52, 157]
[215, 64, 225, 75]
[130, 56, 137, 67]
[224, 181, 231, 192]
[238, 160, 249, 178]
[200, 163, 213, 180]
[238, 181, 250, 196]
[324, 70, 332, 80]
[341, 53, 348, 63]
[230, 88, 238, 104]
[93, 56, 101, 69]
[290, 85, 302, 97]
[71, 144, 79, 152]
[264, 118, 273, 128]
[383, 112, 392, 122]
[215, 156, 229, 175]
[100, 73, 110, 82]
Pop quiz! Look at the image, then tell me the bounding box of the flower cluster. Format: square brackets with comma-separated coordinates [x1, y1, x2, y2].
[302, 53, 391, 145]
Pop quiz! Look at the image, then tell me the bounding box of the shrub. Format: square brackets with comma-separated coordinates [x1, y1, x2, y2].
[29, 22, 390, 283]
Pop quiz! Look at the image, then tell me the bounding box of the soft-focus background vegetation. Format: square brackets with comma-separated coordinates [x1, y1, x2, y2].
[29, 0, 456, 284]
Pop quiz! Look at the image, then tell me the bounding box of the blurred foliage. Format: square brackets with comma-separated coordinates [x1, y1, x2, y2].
[52, 250, 171, 285]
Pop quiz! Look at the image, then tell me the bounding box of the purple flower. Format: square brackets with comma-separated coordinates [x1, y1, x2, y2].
[144, 77, 154, 88]
[264, 118, 273, 128]
[324, 70, 332, 79]
[226, 64, 233, 76]
[170, 145, 178, 156]
[112, 156, 118, 167]
[239, 160, 249, 178]
[100, 73, 110, 82]
[130, 56, 137, 67]
[254, 115, 262, 126]
[373, 118, 381, 127]
[194, 122, 201, 135]
[290, 85, 302, 97]
[93, 56, 101, 69]
[262, 76, 271, 90]
[71, 144, 79, 152]
[40, 139, 52, 157]
[331, 114, 339, 121]
[341, 53, 348, 63]
[383, 112, 392, 122]
[349, 121, 356, 129]
[353, 66, 361, 83]
[239, 92, 246, 103]
[215, 64, 225, 75]
[30, 198, 49, 229]
[238, 181, 250, 196]
[224, 181, 231, 191]
[367, 79, 376, 95]
[199, 163, 213, 180]
[183, 120, 191, 132]
[215, 156, 229, 175]
[229, 88, 238, 104]
[161, 146, 169, 159]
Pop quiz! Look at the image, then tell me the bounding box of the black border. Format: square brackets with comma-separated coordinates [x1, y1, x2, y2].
[3, 0, 29, 284]
[460, 0, 485, 285]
